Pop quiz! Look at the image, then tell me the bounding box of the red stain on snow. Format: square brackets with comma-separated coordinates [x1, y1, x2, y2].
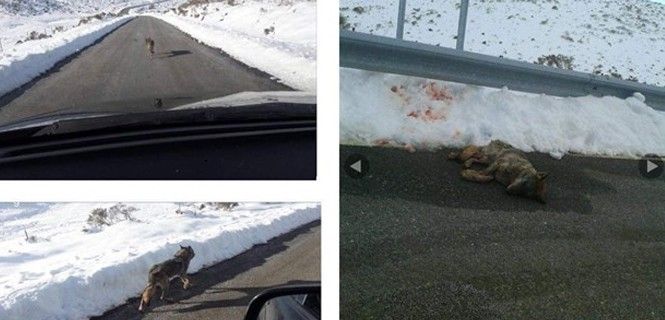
[425, 82, 453, 101]
[406, 106, 447, 122]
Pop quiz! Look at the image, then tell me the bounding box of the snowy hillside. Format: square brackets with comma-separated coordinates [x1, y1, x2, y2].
[0, 0, 167, 16]
[0, 0, 157, 16]
[0, 0, 70, 16]
[340, 0, 665, 87]
[0, 202, 320, 320]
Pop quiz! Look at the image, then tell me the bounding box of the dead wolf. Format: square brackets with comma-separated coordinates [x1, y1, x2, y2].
[448, 140, 548, 203]
[144, 37, 155, 57]
[138, 245, 195, 312]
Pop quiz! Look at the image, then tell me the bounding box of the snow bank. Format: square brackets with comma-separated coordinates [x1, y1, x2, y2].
[340, 68, 665, 158]
[0, 16, 132, 97]
[0, 202, 320, 320]
[146, 0, 316, 92]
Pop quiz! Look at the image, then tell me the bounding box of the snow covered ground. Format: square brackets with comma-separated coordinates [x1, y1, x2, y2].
[340, 0, 665, 87]
[0, 0, 316, 98]
[0, 16, 132, 97]
[0, 202, 320, 320]
[340, 68, 665, 158]
[0, 0, 155, 97]
[147, 0, 316, 91]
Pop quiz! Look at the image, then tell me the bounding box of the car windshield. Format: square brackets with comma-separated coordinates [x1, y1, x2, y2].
[0, 0, 316, 129]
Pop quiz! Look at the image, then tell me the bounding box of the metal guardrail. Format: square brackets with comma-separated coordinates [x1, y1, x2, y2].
[394, 0, 469, 49]
[456, 0, 469, 50]
[396, 0, 406, 40]
[340, 30, 665, 111]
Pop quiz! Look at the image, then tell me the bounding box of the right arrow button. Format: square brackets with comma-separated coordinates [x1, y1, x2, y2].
[640, 154, 664, 179]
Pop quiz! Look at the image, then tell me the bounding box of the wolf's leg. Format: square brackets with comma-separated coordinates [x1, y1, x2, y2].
[476, 155, 491, 165]
[448, 145, 477, 161]
[463, 154, 491, 168]
[463, 157, 486, 168]
[180, 275, 191, 289]
[457, 145, 481, 164]
[159, 279, 170, 300]
[460, 169, 493, 183]
[506, 181, 520, 195]
[481, 161, 498, 175]
[139, 284, 155, 311]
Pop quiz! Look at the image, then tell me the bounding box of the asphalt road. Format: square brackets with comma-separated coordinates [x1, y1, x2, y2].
[0, 16, 291, 126]
[340, 145, 665, 320]
[94, 221, 320, 320]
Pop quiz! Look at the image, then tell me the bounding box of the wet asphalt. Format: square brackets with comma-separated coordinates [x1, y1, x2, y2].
[341, 145, 665, 320]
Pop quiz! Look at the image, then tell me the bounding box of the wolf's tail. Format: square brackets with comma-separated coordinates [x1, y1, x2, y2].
[138, 284, 157, 312]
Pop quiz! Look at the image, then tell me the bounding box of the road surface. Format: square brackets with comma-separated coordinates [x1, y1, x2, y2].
[0, 16, 291, 126]
[340, 145, 665, 320]
[94, 221, 320, 320]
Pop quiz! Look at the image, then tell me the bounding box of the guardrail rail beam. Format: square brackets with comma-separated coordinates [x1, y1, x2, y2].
[340, 30, 665, 111]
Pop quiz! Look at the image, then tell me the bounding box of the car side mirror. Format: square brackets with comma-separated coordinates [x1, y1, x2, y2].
[244, 283, 321, 320]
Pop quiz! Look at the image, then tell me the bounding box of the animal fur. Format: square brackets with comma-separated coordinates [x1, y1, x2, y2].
[138, 245, 195, 312]
[448, 140, 548, 203]
[144, 37, 155, 57]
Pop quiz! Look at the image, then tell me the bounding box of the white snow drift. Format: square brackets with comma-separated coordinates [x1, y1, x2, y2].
[147, 0, 316, 92]
[340, 68, 665, 158]
[0, 16, 132, 97]
[0, 202, 320, 320]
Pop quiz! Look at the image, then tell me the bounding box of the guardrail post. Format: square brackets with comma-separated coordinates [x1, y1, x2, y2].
[456, 0, 469, 50]
[396, 0, 407, 39]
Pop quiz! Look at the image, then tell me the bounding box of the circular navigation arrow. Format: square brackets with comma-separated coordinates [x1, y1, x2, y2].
[344, 154, 369, 179]
[639, 154, 664, 179]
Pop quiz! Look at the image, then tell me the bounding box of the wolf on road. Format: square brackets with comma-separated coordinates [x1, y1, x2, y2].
[448, 140, 549, 203]
[138, 245, 195, 312]
[144, 37, 155, 57]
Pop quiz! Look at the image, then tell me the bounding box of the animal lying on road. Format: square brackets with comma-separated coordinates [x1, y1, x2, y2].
[448, 140, 548, 203]
[138, 245, 195, 312]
